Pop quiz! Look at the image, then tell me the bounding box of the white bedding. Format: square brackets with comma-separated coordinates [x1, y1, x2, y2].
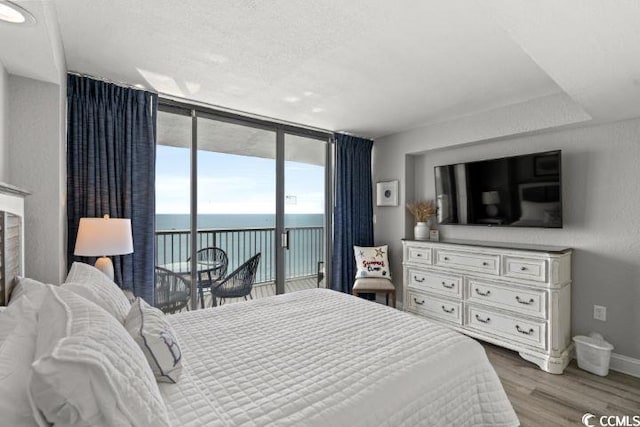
[161, 289, 518, 426]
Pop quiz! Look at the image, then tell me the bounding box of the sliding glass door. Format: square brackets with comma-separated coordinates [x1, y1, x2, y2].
[282, 134, 328, 294]
[155, 107, 194, 313]
[196, 115, 276, 307]
[155, 101, 331, 311]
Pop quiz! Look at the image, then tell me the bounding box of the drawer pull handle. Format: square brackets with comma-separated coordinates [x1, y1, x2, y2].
[416, 253, 422, 257]
[516, 325, 535, 335]
[414, 276, 425, 283]
[475, 288, 491, 297]
[441, 305, 455, 314]
[414, 298, 425, 305]
[516, 296, 535, 305]
[443, 256, 450, 261]
[442, 282, 455, 289]
[482, 262, 489, 266]
[520, 266, 528, 271]
[475, 314, 491, 324]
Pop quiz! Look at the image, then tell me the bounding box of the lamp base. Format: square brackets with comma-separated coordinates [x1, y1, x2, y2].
[94, 256, 114, 281]
[485, 204, 499, 217]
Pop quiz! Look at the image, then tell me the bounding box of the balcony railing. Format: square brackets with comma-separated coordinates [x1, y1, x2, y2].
[155, 226, 325, 284]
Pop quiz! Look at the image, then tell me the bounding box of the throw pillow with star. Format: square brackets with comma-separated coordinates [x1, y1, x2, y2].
[353, 245, 391, 279]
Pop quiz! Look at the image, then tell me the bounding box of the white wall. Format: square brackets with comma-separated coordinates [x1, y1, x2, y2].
[0, 62, 8, 182]
[8, 75, 66, 284]
[374, 117, 640, 361]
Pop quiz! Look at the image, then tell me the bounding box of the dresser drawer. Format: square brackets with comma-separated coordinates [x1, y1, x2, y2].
[467, 306, 547, 349]
[407, 268, 462, 298]
[466, 279, 547, 318]
[406, 291, 462, 325]
[406, 245, 432, 264]
[503, 256, 547, 282]
[435, 249, 499, 275]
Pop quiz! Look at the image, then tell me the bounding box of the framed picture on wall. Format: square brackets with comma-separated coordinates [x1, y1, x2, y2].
[376, 180, 399, 206]
[534, 154, 560, 176]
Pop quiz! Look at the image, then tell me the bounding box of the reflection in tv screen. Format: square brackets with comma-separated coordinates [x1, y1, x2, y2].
[434, 150, 562, 228]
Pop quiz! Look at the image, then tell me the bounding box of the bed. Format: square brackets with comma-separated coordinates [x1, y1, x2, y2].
[160, 289, 518, 426]
[0, 186, 518, 426]
[3, 280, 519, 427]
[512, 182, 561, 227]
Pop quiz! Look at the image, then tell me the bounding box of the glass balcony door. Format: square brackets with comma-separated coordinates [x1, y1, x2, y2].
[196, 114, 276, 308]
[156, 100, 331, 311]
[280, 134, 328, 294]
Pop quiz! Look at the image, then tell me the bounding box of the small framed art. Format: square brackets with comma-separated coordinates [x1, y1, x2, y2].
[376, 180, 399, 206]
[534, 153, 560, 176]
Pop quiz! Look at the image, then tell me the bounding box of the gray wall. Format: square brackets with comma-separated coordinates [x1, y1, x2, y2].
[0, 62, 8, 182]
[374, 117, 640, 360]
[8, 75, 66, 284]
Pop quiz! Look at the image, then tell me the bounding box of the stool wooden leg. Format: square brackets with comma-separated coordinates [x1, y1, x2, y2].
[385, 293, 389, 306]
[391, 290, 396, 308]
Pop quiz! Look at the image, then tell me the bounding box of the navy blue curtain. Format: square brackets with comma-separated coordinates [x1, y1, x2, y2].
[331, 133, 374, 293]
[67, 74, 157, 303]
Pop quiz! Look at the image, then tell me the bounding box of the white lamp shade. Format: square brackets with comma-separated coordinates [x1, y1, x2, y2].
[481, 191, 500, 205]
[74, 217, 133, 257]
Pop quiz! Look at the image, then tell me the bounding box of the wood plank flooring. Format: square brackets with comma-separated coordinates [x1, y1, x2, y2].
[483, 343, 640, 426]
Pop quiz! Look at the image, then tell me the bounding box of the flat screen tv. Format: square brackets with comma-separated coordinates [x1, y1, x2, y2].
[434, 150, 562, 228]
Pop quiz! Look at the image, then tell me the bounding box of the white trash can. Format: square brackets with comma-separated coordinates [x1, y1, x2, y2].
[573, 333, 614, 376]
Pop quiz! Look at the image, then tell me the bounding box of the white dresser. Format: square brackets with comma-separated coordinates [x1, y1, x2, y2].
[402, 239, 572, 374]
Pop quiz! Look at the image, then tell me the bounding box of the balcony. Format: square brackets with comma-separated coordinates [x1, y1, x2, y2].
[155, 226, 326, 307]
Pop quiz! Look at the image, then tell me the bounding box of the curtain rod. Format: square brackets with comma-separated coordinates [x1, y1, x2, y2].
[67, 71, 333, 135]
[160, 92, 334, 136]
[67, 71, 159, 94]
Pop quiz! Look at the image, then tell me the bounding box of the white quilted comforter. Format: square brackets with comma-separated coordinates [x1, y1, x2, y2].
[161, 289, 518, 426]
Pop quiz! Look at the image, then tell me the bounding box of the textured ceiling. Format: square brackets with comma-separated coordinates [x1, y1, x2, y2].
[4, 1, 640, 139]
[52, 0, 562, 138]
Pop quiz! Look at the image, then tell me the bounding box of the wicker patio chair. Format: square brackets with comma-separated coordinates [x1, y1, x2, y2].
[155, 266, 191, 314]
[210, 253, 261, 306]
[187, 247, 228, 308]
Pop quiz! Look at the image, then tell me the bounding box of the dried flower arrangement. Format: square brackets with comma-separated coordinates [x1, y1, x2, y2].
[406, 200, 436, 222]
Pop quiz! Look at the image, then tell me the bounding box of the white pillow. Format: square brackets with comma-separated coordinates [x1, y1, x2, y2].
[29, 286, 170, 427]
[0, 296, 39, 426]
[64, 262, 131, 324]
[9, 277, 48, 307]
[125, 298, 183, 383]
[519, 201, 560, 221]
[354, 245, 391, 279]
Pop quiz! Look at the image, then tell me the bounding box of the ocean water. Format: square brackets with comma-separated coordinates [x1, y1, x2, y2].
[155, 214, 325, 283]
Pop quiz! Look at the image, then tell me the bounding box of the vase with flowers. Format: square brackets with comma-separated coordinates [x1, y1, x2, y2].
[407, 200, 436, 240]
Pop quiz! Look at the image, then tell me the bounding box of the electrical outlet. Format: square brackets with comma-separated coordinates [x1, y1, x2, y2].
[593, 305, 607, 321]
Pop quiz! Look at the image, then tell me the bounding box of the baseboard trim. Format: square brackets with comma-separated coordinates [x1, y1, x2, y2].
[610, 353, 640, 378]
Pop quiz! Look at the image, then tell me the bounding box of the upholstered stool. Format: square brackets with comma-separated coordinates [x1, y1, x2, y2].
[352, 278, 396, 308]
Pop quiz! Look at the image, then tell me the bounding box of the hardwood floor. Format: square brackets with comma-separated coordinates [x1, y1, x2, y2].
[483, 343, 640, 426]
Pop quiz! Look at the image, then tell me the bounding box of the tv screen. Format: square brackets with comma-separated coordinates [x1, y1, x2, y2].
[434, 150, 562, 228]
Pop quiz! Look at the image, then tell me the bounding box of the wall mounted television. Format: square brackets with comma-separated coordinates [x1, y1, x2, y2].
[434, 150, 562, 228]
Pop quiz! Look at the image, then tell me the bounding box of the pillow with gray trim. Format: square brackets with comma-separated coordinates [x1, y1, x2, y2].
[125, 298, 183, 383]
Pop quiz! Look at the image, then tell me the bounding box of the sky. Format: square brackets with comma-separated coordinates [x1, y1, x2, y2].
[156, 145, 325, 214]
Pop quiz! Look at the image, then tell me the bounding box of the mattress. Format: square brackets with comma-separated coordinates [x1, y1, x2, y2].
[160, 289, 518, 426]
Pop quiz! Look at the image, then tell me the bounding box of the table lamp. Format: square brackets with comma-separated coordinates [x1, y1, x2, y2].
[74, 215, 133, 280]
[481, 191, 500, 217]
